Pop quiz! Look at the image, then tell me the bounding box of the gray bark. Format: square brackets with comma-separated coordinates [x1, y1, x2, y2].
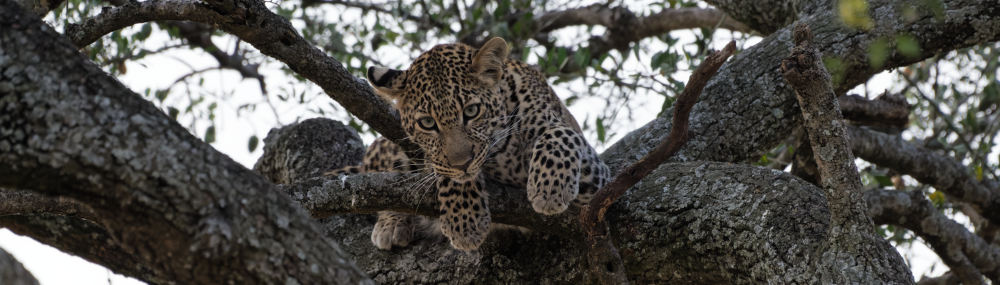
[0, 0, 997, 283]
[257, 118, 912, 284]
[0, 2, 371, 284]
[0, 247, 38, 285]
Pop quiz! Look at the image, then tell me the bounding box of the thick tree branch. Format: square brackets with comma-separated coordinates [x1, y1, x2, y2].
[781, 23, 911, 283]
[867, 189, 1000, 283]
[0, 3, 370, 283]
[782, 24, 869, 228]
[63, 0, 417, 154]
[255, 116, 909, 283]
[847, 125, 1000, 226]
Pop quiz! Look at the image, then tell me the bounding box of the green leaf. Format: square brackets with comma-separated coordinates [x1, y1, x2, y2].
[596, 117, 606, 143]
[248, 135, 259, 152]
[873, 175, 893, 187]
[868, 37, 889, 69]
[975, 164, 984, 181]
[204, 126, 216, 144]
[167, 107, 179, 120]
[757, 155, 770, 165]
[838, 0, 873, 29]
[928, 190, 946, 208]
[895, 34, 921, 58]
[135, 23, 152, 41]
[822, 56, 846, 86]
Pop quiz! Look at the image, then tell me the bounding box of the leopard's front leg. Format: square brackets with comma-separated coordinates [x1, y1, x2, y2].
[437, 176, 490, 251]
[527, 126, 585, 215]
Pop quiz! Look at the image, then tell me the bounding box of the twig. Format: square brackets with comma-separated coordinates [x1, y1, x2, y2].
[902, 75, 996, 181]
[578, 41, 736, 284]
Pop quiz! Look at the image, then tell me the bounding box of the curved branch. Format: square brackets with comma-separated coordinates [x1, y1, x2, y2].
[867, 189, 1000, 283]
[63, 0, 416, 154]
[847, 125, 1000, 226]
[164, 21, 267, 94]
[0, 4, 370, 283]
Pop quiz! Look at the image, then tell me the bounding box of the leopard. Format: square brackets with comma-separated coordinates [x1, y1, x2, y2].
[326, 37, 610, 252]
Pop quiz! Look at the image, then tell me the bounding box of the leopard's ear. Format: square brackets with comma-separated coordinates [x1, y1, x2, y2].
[471, 37, 509, 86]
[367, 66, 406, 102]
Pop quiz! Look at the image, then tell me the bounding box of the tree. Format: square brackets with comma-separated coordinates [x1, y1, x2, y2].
[1, 0, 999, 283]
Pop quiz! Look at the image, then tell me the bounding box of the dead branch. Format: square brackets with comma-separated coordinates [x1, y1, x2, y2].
[578, 41, 736, 284]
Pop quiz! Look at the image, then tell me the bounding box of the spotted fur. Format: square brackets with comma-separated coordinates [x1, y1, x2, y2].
[328, 37, 610, 251]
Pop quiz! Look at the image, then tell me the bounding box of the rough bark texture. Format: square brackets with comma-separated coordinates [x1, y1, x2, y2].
[0, 3, 371, 283]
[0, 0, 998, 283]
[252, 118, 365, 185]
[0, 247, 38, 285]
[782, 23, 912, 283]
[264, 123, 835, 283]
[253, 118, 919, 284]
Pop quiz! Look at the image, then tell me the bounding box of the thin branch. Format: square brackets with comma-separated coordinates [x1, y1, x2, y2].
[536, 5, 750, 35]
[578, 41, 736, 284]
[534, 5, 748, 75]
[302, 0, 448, 31]
[903, 74, 996, 181]
[163, 21, 267, 94]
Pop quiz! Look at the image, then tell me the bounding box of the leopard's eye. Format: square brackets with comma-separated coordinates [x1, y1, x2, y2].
[463, 104, 481, 121]
[417, 116, 437, 130]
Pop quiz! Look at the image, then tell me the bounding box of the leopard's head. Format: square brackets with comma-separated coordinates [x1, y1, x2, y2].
[367, 37, 511, 182]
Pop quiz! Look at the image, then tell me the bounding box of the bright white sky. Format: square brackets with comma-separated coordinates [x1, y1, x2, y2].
[0, 1, 964, 284]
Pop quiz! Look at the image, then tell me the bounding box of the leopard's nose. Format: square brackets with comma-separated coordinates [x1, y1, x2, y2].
[449, 155, 472, 171]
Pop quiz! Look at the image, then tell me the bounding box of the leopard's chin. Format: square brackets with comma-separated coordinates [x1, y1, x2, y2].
[449, 171, 479, 183]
